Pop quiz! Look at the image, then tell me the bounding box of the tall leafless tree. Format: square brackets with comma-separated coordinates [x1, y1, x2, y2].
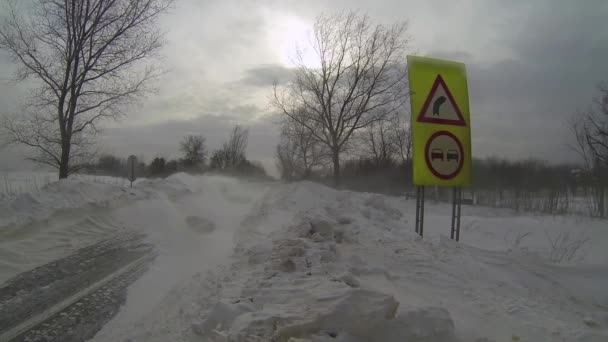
[272, 11, 410, 185]
[359, 118, 396, 167]
[180, 135, 207, 168]
[275, 137, 298, 181]
[391, 114, 412, 165]
[209, 125, 249, 170]
[0, 0, 174, 178]
[276, 112, 328, 180]
[571, 83, 608, 217]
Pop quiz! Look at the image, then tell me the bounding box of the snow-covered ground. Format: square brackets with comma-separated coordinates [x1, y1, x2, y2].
[0, 171, 133, 199]
[1, 173, 607, 341]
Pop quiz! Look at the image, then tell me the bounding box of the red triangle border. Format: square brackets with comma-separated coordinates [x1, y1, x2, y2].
[416, 75, 466, 126]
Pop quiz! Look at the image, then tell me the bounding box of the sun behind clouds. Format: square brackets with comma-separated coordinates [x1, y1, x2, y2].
[265, 11, 319, 69]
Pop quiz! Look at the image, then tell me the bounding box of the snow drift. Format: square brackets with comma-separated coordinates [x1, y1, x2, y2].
[2, 174, 607, 341]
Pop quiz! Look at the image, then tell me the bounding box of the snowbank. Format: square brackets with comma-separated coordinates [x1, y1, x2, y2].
[3, 173, 606, 341]
[185, 181, 608, 342]
[0, 179, 148, 229]
[0, 172, 210, 229]
[188, 184, 460, 342]
[0, 173, 208, 283]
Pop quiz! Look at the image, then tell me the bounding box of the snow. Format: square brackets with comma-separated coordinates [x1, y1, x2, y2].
[0, 171, 56, 198]
[0, 171, 133, 199]
[1, 173, 607, 341]
[92, 175, 272, 339]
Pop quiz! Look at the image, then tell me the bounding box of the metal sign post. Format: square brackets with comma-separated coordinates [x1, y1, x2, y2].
[415, 186, 425, 237]
[127, 155, 137, 188]
[450, 187, 462, 241]
[456, 188, 462, 241]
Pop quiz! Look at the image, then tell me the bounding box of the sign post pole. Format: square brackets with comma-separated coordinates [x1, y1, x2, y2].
[450, 187, 463, 241]
[127, 155, 137, 188]
[414, 186, 426, 237]
[420, 186, 425, 237]
[130, 160, 134, 188]
[415, 187, 421, 234]
[415, 186, 426, 236]
[456, 187, 462, 241]
[451, 187, 457, 240]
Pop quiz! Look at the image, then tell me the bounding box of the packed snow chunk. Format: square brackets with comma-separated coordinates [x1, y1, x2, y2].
[275, 289, 399, 341]
[584, 316, 599, 328]
[320, 288, 399, 334]
[185, 215, 216, 233]
[309, 219, 334, 241]
[245, 241, 273, 266]
[583, 311, 608, 329]
[308, 332, 367, 342]
[337, 216, 353, 225]
[192, 300, 255, 337]
[373, 307, 458, 342]
[269, 238, 311, 273]
[230, 311, 299, 340]
[363, 194, 402, 220]
[571, 330, 608, 342]
[331, 272, 360, 288]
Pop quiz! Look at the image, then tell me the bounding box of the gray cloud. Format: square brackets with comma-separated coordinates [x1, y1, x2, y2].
[1, 0, 607, 172]
[241, 64, 294, 87]
[424, 0, 608, 163]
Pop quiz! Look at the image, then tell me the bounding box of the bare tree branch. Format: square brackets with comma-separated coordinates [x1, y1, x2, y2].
[0, 0, 173, 178]
[180, 135, 207, 169]
[570, 83, 608, 217]
[271, 11, 410, 185]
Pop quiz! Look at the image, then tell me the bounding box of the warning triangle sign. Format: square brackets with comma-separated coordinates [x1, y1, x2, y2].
[417, 75, 466, 126]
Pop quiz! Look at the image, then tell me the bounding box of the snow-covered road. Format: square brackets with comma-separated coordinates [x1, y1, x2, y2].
[1, 173, 607, 341]
[0, 231, 154, 341]
[92, 175, 272, 340]
[0, 174, 271, 341]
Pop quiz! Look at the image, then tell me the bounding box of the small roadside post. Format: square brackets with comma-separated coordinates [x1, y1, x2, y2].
[127, 155, 137, 188]
[407, 56, 472, 240]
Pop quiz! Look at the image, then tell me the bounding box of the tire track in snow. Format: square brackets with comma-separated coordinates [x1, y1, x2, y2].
[0, 211, 129, 284]
[0, 231, 155, 341]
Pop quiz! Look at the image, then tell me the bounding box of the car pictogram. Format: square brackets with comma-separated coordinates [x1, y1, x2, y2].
[431, 148, 443, 161]
[447, 149, 459, 162]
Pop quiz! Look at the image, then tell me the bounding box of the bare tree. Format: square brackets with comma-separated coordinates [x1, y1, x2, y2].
[180, 135, 207, 168]
[275, 138, 298, 181]
[224, 125, 248, 168]
[0, 0, 174, 179]
[272, 11, 410, 185]
[276, 112, 328, 180]
[210, 125, 249, 171]
[359, 118, 396, 167]
[391, 114, 413, 165]
[571, 84, 608, 217]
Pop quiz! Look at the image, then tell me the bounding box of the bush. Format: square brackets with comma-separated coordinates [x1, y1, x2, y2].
[544, 230, 589, 263]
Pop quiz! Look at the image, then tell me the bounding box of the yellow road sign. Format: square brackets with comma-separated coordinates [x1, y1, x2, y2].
[407, 55, 472, 186]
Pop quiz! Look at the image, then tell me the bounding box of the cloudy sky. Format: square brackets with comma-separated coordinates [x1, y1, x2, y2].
[1, 0, 608, 175]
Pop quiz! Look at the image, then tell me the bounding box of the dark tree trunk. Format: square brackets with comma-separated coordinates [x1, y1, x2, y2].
[58, 137, 71, 179]
[332, 150, 340, 187]
[599, 186, 605, 218]
[303, 168, 312, 180]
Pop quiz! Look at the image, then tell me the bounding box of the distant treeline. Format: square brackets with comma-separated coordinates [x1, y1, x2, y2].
[83, 125, 270, 181]
[297, 156, 605, 217]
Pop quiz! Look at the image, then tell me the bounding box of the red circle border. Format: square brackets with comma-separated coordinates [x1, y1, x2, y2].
[424, 130, 465, 180]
